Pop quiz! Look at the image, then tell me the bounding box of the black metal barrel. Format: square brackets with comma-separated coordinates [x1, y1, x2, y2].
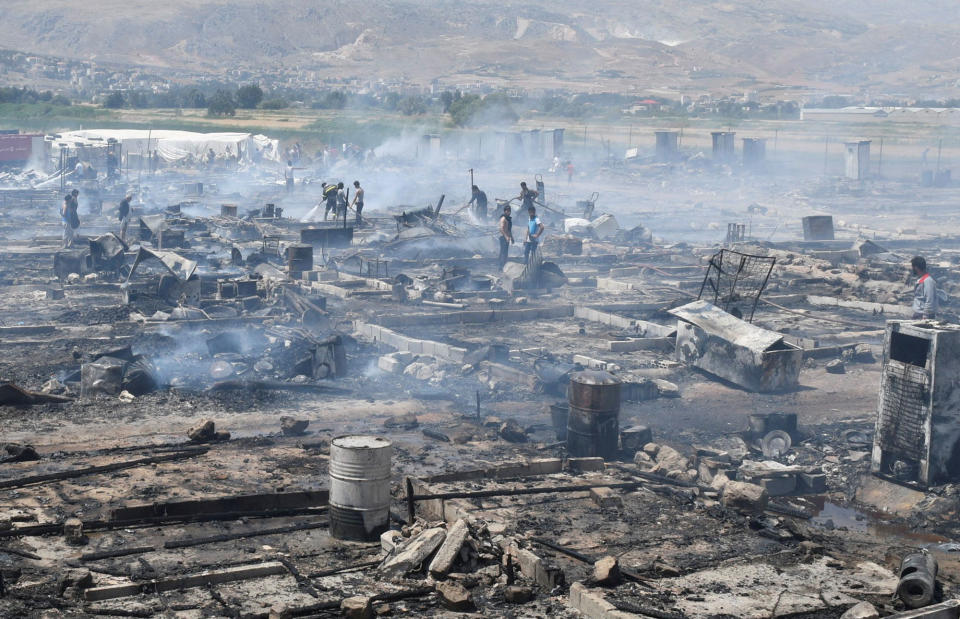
[287, 244, 314, 273]
[567, 370, 621, 459]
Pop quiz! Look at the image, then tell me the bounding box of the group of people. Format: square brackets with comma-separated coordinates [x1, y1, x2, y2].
[300, 180, 365, 225]
[495, 181, 544, 269]
[61, 190, 133, 248]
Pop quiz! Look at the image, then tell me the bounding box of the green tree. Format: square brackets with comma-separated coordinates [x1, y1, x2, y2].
[382, 92, 401, 111]
[207, 90, 236, 117]
[104, 91, 125, 109]
[398, 96, 427, 115]
[448, 92, 517, 127]
[440, 90, 461, 112]
[236, 84, 264, 109]
[259, 98, 290, 110]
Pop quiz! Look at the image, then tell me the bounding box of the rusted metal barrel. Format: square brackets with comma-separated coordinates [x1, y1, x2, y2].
[329, 435, 392, 541]
[897, 552, 938, 609]
[567, 370, 621, 459]
[287, 244, 313, 273]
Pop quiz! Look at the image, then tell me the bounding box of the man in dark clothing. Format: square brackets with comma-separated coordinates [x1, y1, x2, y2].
[516, 182, 538, 212]
[468, 185, 488, 220]
[498, 204, 513, 269]
[61, 190, 79, 247]
[118, 194, 132, 243]
[336, 182, 347, 220]
[323, 182, 339, 220]
[351, 180, 364, 226]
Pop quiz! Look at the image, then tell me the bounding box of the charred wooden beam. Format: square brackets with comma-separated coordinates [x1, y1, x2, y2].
[0, 448, 208, 490]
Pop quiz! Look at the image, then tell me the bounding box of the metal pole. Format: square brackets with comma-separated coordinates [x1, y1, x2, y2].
[823, 136, 829, 175]
[936, 138, 943, 175]
[878, 137, 884, 178]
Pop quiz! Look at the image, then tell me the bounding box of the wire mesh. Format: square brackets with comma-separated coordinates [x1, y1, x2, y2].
[698, 249, 776, 322]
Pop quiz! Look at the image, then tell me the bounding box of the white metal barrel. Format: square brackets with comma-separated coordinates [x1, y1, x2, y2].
[329, 435, 392, 541]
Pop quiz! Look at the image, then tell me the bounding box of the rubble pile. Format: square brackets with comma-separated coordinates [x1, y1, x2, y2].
[2, 140, 960, 618]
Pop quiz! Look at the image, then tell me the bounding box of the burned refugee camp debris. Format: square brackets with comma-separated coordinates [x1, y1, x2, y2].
[2, 41, 960, 619]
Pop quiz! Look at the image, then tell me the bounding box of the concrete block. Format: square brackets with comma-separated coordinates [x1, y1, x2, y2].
[590, 487, 623, 510]
[798, 472, 828, 494]
[428, 519, 470, 577]
[568, 457, 605, 472]
[758, 475, 797, 497]
[593, 556, 622, 586]
[64, 517, 86, 545]
[721, 481, 769, 515]
[528, 458, 564, 475]
[443, 499, 474, 524]
[341, 596, 374, 619]
[510, 545, 543, 583]
[379, 527, 446, 580]
[436, 581, 474, 611]
[378, 355, 406, 374]
[381, 530, 402, 553]
[652, 379, 680, 398]
[621, 426, 653, 452]
[569, 582, 618, 618]
[841, 601, 879, 619]
[536, 559, 565, 589]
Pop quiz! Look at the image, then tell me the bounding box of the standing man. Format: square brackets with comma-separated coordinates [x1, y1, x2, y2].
[323, 181, 339, 220]
[467, 185, 488, 220]
[566, 161, 575, 184]
[61, 191, 79, 248]
[498, 204, 514, 269]
[336, 182, 347, 221]
[284, 160, 295, 193]
[516, 181, 538, 212]
[301, 183, 328, 222]
[118, 194, 132, 243]
[524, 205, 544, 264]
[911, 256, 938, 319]
[351, 180, 364, 226]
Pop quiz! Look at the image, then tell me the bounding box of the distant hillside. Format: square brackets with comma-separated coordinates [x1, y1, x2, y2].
[2, 0, 959, 96]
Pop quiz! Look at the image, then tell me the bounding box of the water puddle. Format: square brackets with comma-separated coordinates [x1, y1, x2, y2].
[808, 497, 949, 546]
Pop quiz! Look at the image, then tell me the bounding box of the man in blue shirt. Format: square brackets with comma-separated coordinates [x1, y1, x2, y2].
[524, 206, 544, 264]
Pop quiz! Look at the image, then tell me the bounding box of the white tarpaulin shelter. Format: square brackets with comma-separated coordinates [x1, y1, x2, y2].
[51, 130, 281, 164]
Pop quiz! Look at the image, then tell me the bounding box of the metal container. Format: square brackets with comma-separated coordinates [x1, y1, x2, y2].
[897, 552, 938, 609]
[549, 403, 569, 441]
[235, 279, 258, 297]
[567, 370, 621, 459]
[301, 226, 354, 248]
[802, 215, 835, 241]
[329, 435, 392, 541]
[220, 204, 238, 217]
[287, 244, 313, 273]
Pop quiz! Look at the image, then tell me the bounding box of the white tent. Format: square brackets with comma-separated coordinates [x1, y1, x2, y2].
[51, 129, 281, 164]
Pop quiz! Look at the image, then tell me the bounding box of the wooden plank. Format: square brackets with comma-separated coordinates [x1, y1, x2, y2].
[0, 448, 208, 490]
[84, 561, 288, 601]
[111, 490, 329, 521]
[162, 520, 327, 549]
